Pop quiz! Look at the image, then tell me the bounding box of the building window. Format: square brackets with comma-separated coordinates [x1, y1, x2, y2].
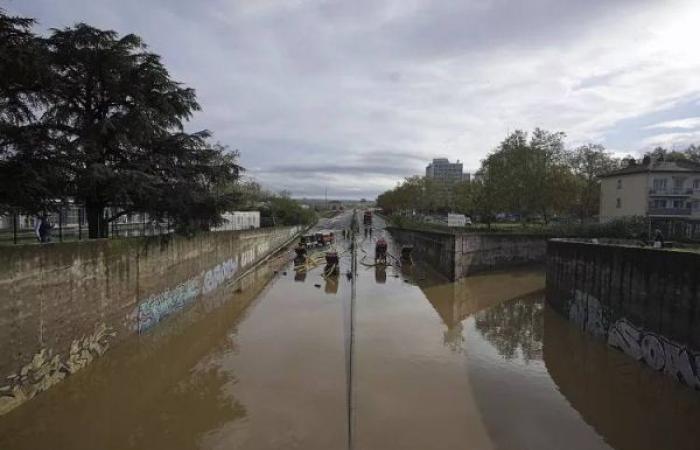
[617, 179, 622, 189]
[616, 198, 621, 208]
[652, 199, 667, 208]
[694, 179, 700, 189]
[653, 178, 667, 191]
[674, 177, 685, 189]
[673, 199, 684, 208]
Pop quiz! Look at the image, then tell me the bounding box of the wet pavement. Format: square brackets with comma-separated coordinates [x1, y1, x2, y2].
[2, 211, 700, 450]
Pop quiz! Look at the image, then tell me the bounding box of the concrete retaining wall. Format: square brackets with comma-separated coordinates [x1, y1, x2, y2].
[546, 239, 700, 389]
[0, 226, 301, 414]
[385, 228, 457, 279]
[455, 234, 546, 277]
[387, 227, 546, 280]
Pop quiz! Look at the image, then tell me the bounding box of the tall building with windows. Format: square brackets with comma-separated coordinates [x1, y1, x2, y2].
[425, 158, 469, 184]
[599, 157, 700, 237]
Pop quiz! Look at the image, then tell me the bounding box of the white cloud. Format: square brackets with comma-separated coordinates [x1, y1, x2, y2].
[641, 131, 700, 148]
[645, 117, 700, 130]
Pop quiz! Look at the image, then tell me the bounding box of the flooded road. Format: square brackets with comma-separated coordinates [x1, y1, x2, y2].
[2, 211, 700, 449]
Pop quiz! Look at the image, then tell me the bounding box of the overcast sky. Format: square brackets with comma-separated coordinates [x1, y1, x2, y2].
[6, 0, 700, 198]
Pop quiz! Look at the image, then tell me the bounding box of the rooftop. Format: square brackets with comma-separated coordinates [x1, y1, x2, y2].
[600, 158, 700, 178]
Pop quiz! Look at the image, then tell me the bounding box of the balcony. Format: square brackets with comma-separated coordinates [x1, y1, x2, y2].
[648, 188, 693, 196]
[648, 207, 691, 216]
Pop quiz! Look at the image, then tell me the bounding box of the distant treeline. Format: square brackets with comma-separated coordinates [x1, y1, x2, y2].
[377, 128, 700, 225]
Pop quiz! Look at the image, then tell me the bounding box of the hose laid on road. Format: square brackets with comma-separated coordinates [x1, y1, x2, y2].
[359, 255, 392, 268]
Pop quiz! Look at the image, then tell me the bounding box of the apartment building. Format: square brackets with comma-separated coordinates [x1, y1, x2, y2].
[600, 157, 700, 236]
[425, 158, 469, 184]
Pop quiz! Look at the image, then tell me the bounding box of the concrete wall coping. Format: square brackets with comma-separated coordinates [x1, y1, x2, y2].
[548, 237, 700, 256]
[386, 225, 548, 239]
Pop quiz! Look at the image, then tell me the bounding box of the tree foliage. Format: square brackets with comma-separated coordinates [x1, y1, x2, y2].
[259, 192, 316, 226]
[0, 13, 242, 237]
[377, 129, 635, 225]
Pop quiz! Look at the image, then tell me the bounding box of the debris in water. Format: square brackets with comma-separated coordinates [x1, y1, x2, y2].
[314, 283, 321, 288]
[282, 271, 287, 276]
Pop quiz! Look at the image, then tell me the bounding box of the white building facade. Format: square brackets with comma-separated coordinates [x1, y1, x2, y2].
[214, 211, 261, 231]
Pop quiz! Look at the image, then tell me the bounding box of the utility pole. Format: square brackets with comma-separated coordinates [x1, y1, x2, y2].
[647, 157, 652, 241]
[345, 210, 359, 450]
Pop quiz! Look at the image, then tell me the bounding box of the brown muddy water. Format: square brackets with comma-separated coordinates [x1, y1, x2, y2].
[1, 215, 700, 450]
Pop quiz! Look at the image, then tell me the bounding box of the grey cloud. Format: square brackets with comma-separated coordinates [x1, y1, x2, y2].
[8, 0, 698, 198]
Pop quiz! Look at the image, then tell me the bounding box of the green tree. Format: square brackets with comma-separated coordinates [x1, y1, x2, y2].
[0, 10, 60, 214]
[260, 192, 316, 226]
[568, 144, 620, 222]
[0, 10, 46, 127]
[481, 129, 569, 224]
[1, 22, 242, 237]
[452, 180, 474, 215]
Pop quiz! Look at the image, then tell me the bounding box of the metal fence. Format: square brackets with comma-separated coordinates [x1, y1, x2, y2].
[0, 206, 173, 245]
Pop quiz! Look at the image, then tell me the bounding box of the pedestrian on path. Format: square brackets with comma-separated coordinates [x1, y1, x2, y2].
[38, 214, 53, 243]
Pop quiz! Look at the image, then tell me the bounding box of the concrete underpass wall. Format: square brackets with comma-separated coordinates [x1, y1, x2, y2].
[0, 226, 301, 414]
[455, 234, 546, 277]
[386, 228, 456, 279]
[387, 228, 546, 280]
[546, 239, 700, 390]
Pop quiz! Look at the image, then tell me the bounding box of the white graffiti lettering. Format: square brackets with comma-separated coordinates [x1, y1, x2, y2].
[608, 319, 700, 389]
[138, 278, 201, 332]
[607, 319, 642, 360]
[240, 248, 255, 268]
[568, 290, 607, 339]
[202, 257, 239, 295]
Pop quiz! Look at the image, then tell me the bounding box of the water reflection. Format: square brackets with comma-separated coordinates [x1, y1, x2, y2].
[374, 265, 387, 284]
[420, 268, 545, 329]
[543, 306, 700, 450]
[474, 294, 543, 363]
[468, 293, 700, 450]
[324, 274, 339, 294]
[442, 322, 465, 353]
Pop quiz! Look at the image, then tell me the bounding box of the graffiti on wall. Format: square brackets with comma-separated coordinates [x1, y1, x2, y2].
[0, 323, 115, 416]
[240, 248, 255, 269]
[137, 256, 242, 332]
[567, 289, 700, 389]
[138, 278, 201, 332]
[608, 319, 700, 388]
[135, 226, 302, 333]
[568, 289, 607, 339]
[202, 258, 239, 295]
